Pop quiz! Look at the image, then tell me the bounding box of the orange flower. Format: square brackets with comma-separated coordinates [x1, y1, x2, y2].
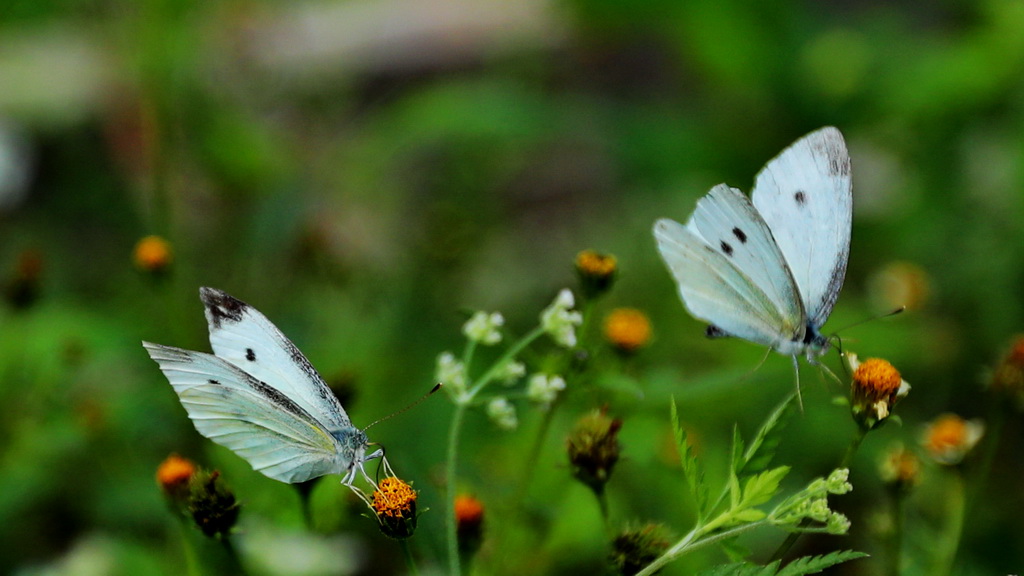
[156, 454, 196, 501]
[603, 308, 652, 354]
[575, 250, 617, 299]
[922, 413, 984, 466]
[846, 353, 910, 429]
[133, 235, 173, 272]
[455, 495, 484, 529]
[455, 495, 484, 555]
[372, 477, 418, 539]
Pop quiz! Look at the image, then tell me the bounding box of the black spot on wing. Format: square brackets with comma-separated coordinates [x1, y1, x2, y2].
[246, 348, 256, 361]
[208, 379, 220, 385]
[200, 287, 249, 329]
[732, 227, 747, 243]
[706, 325, 731, 339]
[720, 241, 734, 256]
[794, 190, 807, 206]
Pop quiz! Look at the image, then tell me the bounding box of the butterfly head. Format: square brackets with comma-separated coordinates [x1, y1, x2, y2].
[802, 323, 832, 360]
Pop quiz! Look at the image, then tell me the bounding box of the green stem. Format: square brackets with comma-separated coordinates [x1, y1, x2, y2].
[445, 326, 548, 576]
[885, 489, 905, 576]
[177, 521, 202, 576]
[595, 488, 610, 531]
[516, 404, 556, 503]
[635, 521, 767, 576]
[401, 539, 420, 575]
[933, 471, 966, 576]
[445, 403, 468, 576]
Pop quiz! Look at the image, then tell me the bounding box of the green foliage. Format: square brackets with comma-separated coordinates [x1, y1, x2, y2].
[672, 397, 709, 520]
[696, 551, 868, 576]
[2, 1, 1023, 574]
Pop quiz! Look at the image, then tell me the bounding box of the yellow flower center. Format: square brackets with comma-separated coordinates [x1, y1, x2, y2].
[372, 477, 417, 518]
[925, 414, 969, 452]
[853, 358, 902, 395]
[576, 250, 617, 278]
[134, 235, 173, 270]
[603, 308, 652, 352]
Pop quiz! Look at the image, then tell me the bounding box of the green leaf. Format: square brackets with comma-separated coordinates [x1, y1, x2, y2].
[737, 394, 796, 476]
[731, 508, 767, 523]
[740, 466, 790, 508]
[776, 551, 869, 576]
[672, 397, 709, 518]
[728, 472, 742, 509]
[695, 551, 866, 576]
[696, 561, 780, 576]
[730, 424, 745, 478]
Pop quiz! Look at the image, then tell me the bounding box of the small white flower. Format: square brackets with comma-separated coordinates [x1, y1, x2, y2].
[527, 373, 567, 409]
[436, 352, 468, 401]
[540, 289, 582, 348]
[462, 311, 504, 345]
[486, 397, 518, 430]
[495, 360, 526, 386]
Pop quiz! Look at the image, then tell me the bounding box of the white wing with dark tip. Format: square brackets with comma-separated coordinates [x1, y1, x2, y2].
[143, 342, 350, 483]
[199, 287, 351, 432]
[752, 127, 852, 327]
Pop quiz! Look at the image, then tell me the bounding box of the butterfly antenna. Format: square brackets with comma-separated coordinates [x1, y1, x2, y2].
[832, 306, 905, 335]
[364, 382, 443, 431]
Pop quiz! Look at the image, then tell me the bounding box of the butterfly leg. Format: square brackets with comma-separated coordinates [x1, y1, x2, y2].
[791, 354, 804, 410]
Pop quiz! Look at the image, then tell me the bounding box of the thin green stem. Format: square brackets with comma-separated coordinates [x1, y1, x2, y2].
[445, 402, 468, 576]
[177, 521, 202, 576]
[839, 426, 868, 469]
[469, 326, 547, 397]
[635, 521, 767, 576]
[401, 539, 420, 575]
[595, 488, 611, 532]
[445, 325, 548, 576]
[933, 471, 966, 576]
[885, 489, 905, 576]
[516, 404, 556, 503]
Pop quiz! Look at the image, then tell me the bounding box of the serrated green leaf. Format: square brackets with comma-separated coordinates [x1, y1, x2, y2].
[744, 467, 790, 506]
[730, 424, 745, 477]
[728, 472, 742, 508]
[738, 394, 796, 476]
[776, 550, 868, 576]
[672, 397, 709, 518]
[696, 561, 781, 576]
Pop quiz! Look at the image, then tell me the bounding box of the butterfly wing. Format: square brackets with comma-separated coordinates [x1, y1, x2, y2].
[751, 127, 852, 327]
[654, 184, 806, 347]
[143, 342, 350, 483]
[199, 287, 351, 433]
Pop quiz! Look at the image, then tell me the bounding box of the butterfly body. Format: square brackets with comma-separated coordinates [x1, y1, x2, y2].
[655, 127, 851, 365]
[144, 287, 379, 486]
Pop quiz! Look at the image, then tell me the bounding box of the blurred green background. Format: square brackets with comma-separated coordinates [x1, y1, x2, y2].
[2, 0, 1024, 574]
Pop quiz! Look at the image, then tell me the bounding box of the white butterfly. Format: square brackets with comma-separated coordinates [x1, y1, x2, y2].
[143, 287, 381, 487]
[654, 126, 852, 371]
